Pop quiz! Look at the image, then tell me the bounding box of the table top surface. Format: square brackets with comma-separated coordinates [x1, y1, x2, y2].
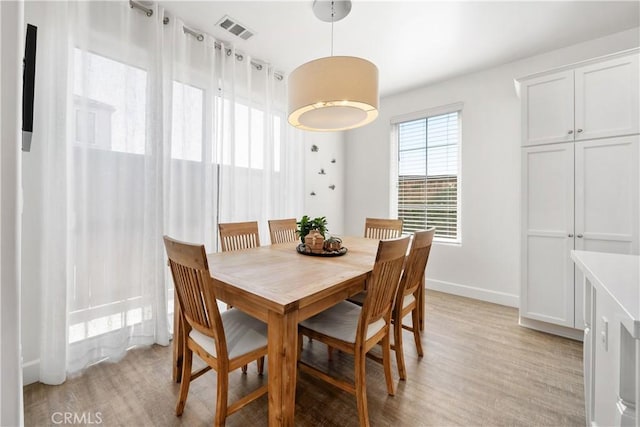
[207, 236, 380, 309]
[571, 250, 640, 337]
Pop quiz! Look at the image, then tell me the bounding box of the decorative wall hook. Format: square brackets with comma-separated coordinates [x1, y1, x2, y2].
[318, 168, 326, 175]
[310, 191, 316, 196]
[311, 145, 319, 152]
[329, 185, 336, 190]
[331, 158, 336, 163]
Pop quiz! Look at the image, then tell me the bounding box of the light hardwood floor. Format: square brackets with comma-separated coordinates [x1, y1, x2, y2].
[24, 291, 585, 426]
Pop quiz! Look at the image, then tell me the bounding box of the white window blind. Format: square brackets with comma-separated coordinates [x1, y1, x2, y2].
[397, 110, 460, 241]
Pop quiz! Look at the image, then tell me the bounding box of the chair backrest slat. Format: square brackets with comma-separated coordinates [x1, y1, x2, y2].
[399, 228, 435, 301]
[164, 236, 225, 352]
[219, 221, 261, 252]
[268, 218, 298, 244]
[360, 236, 410, 334]
[364, 218, 403, 240]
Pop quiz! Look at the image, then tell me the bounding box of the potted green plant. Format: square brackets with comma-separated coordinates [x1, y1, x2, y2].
[296, 215, 328, 243]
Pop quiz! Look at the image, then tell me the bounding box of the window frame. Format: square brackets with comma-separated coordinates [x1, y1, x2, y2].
[390, 102, 463, 244]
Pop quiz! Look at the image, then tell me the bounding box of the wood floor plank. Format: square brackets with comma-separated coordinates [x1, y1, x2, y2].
[23, 291, 585, 426]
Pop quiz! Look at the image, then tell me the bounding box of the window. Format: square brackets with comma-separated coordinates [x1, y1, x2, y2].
[171, 81, 204, 162]
[217, 98, 283, 171]
[394, 106, 461, 242]
[73, 48, 147, 154]
[69, 48, 151, 344]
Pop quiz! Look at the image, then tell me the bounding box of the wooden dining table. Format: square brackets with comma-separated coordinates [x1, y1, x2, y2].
[172, 236, 384, 426]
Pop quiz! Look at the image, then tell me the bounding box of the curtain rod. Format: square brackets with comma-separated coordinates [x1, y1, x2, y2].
[179, 22, 283, 81]
[129, 0, 152, 17]
[130, 1, 283, 81]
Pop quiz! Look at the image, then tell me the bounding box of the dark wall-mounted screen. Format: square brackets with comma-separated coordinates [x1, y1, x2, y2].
[22, 23, 37, 152]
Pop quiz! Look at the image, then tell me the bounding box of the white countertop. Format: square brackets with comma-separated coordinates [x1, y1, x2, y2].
[571, 250, 640, 338]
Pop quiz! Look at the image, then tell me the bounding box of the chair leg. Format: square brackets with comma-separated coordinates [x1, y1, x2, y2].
[257, 357, 265, 375]
[327, 345, 334, 361]
[241, 364, 248, 374]
[382, 332, 395, 395]
[214, 369, 229, 427]
[354, 347, 370, 427]
[175, 347, 193, 416]
[411, 307, 424, 357]
[298, 331, 303, 360]
[394, 316, 407, 381]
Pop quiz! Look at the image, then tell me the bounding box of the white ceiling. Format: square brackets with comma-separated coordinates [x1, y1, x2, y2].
[159, 1, 640, 97]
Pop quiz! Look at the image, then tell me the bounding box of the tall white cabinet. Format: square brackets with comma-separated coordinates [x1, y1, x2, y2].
[518, 48, 640, 337]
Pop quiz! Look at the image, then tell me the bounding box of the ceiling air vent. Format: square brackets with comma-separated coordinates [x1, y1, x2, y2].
[216, 15, 255, 41]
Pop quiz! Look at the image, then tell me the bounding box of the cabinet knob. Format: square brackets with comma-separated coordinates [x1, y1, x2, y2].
[577, 129, 583, 133]
[568, 233, 574, 237]
[577, 234, 584, 238]
[567, 130, 574, 135]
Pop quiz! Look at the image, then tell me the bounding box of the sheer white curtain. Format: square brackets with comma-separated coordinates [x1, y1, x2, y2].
[216, 44, 305, 244]
[35, 1, 304, 384]
[38, 1, 168, 383]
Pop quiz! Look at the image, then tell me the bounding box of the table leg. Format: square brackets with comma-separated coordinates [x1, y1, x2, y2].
[172, 293, 183, 383]
[267, 310, 299, 427]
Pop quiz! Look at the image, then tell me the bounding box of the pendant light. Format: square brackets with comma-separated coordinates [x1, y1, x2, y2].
[288, 0, 379, 132]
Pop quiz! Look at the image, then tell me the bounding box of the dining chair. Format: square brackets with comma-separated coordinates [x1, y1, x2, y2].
[390, 228, 434, 380]
[348, 228, 435, 380]
[364, 217, 403, 240]
[218, 221, 261, 252]
[218, 221, 262, 372]
[345, 217, 404, 321]
[268, 218, 298, 244]
[298, 236, 410, 427]
[164, 236, 268, 426]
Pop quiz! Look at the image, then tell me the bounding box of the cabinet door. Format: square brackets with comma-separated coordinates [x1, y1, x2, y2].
[575, 54, 640, 140]
[574, 137, 639, 327]
[521, 143, 575, 327]
[521, 71, 574, 146]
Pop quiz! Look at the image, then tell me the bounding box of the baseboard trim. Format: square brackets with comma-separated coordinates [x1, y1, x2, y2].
[519, 316, 584, 341]
[23, 358, 39, 385]
[426, 278, 519, 308]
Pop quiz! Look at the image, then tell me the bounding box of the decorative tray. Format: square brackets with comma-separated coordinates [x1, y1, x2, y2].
[296, 243, 348, 257]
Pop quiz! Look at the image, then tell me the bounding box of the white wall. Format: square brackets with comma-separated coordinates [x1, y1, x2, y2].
[20, 124, 42, 386]
[304, 132, 345, 235]
[344, 27, 640, 307]
[19, 1, 46, 388]
[1, 1, 25, 425]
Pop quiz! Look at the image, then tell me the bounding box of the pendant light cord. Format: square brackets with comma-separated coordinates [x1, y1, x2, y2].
[330, 1, 334, 56]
